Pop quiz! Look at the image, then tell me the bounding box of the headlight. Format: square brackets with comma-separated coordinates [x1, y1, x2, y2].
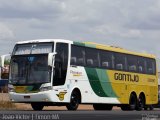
[39, 86, 52, 92]
[8, 84, 15, 92]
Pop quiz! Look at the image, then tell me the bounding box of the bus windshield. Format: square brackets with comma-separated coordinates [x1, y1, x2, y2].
[9, 55, 50, 85]
[13, 43, 53, 55]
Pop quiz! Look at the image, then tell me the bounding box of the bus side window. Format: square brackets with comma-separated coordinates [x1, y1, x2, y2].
[137, 57, 146, 74]
[71, 45, 85, 66]
[146, 58, 156, 75]
[114, 53, 126, 71]
[102, 62, 109, 68]
[116, 64, 123, 70]
[138, 66, 143, 72]
[87, 59, 93, 66]
[127, 55, 137, 72]
[100, 50, 113, 69]
[71, 57, 77, 65]
[85, 48, 99, 68]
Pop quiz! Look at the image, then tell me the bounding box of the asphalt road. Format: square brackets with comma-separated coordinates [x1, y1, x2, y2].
[0, 110, 160, 120]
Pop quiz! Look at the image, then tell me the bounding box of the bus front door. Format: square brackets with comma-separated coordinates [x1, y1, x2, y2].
[53, 43, 68, 86]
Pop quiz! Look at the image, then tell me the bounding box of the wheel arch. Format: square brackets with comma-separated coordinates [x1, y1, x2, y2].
[129, 91, 138, 103]
[130, 91, 137, 98]
[139, 92, 146, 103]
[70, 87, 82, 103]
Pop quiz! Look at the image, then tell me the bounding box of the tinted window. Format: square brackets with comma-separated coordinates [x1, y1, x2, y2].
[85, 48, 99, 67]
[100, 50, 113, 69]
[137, 57, 146, 73]
[13, 43, 53, 55]
[53, 43, 68, 86]
[146, 58, 156, 75]
[71, 45, 85, 66]
[127, 55, 137, 72]
[114, 53, 126, 71]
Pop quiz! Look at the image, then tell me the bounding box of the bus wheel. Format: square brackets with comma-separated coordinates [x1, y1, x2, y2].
[129, 93, 137, 110]
[93, 104, 113, 110]
[136, 95, 145, 111]
[149, 105, 154, 110]
[66, 90, 80, 110]
[121, 93, 137, 111]
[31, 103, 44, 111]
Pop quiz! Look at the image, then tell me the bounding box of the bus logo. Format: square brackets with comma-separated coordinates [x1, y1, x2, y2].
[56, 92, 67, 101]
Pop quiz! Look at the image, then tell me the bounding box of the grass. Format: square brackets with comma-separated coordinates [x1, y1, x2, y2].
[0, 100, 16, 110]
[0, 90, 16, 110]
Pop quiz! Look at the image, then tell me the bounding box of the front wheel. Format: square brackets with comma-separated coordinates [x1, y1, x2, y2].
[66, 91, 80, 110]
[31, 103, 44, 111]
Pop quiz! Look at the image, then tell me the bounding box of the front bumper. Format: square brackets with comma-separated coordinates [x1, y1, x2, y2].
[9, 90, 61, 103]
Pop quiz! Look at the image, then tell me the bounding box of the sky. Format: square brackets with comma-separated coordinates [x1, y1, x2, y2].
[0, 0, 160, 59]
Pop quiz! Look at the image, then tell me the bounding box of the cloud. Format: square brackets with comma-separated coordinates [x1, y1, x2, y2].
[0, 23, 15, 55]
[0, 23, 14, 40]
[0, 0, 159, 59]
[0, 0, 64, 19]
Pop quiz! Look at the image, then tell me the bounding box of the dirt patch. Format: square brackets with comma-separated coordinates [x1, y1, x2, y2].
[0, 93, 119, 110]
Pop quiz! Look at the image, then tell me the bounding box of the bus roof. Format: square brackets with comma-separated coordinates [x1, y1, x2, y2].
[75, 41, 156, 59]
[16, 39, 156, 59]
[16, 39, 73, 44]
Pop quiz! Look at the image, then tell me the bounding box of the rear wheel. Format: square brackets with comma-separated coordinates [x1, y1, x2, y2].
[31, 103, 44, 111]
[66, 91, 80, 110]
[136, 95, 145, 111]
[121, 93, 137, 111]
[149, 105, 154, 110]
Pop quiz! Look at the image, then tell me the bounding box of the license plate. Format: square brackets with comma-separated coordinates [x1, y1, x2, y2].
[24, 96, 30, 99]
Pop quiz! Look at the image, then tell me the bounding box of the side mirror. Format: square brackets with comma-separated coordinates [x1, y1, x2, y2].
[48, 52, 57, 67]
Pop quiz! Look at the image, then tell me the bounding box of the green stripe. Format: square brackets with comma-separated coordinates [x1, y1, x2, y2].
[73, 41, 96, 48]
[73, 41, 85, 46]
[84, 44, 96, 48]
[85, 67, 107, 97]
[96, 69, 117, 97]
[85, 68, 117, 97]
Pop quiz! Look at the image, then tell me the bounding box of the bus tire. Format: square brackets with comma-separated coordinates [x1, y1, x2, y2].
[66, 90, 80, 110]
[129, 93, 137, 110]
[149, 105, 154, 110]
[121, 93, 137, 111]
[31, 103, 44, 111]
[136, 94, 145, 111]
[93, 104, 113, 110]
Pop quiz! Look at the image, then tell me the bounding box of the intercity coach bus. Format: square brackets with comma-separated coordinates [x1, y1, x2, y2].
[8, 39, 158, 111]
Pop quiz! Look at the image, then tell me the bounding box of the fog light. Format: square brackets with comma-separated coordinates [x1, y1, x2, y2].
[8, 84, 15, 92]
[39, 86, 52, 92]
[42, 98, 49, 101]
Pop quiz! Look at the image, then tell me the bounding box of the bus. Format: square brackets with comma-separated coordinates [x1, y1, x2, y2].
[0, 54, 10, 92]
[8, 39, 158, 111]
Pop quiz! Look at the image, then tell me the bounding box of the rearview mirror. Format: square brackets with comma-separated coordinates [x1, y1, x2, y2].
[48, 52, 57, 67]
